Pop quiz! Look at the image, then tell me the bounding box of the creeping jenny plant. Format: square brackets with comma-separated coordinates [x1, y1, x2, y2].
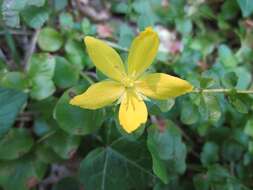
[70, 27, 193, 133]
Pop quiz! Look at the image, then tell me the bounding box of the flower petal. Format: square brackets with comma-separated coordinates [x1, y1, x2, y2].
[70, 81, 124, 109]
[136, 73, 193, 100]
[127, 27, 159, 78]
[119, 91, 148, 133]
[85, 36, 126, 81]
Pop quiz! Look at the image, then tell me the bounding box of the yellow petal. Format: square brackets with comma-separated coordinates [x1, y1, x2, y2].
[70, 80, 124, 109]
[84, 37, 126, 81]
[136, 73, 193, 100]
[119, 91, 148, 133]
[127, 27, 159, 78]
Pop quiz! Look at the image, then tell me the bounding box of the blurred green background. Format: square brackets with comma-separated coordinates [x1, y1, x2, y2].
[1, 0, 253, 189]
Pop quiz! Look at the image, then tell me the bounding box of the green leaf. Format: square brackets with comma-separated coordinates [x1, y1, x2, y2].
[193, 174, 209, 190]
[147, 122, 187, 184]
[38, 27, 63, 52]
[202, 95, 222, 124]
[166, 0, 185, 19]
[27, 53, 55, 100]
[190, 35, 215, 57]
[45, 129, 81, 159]
[153, 99, 175, 113]
[1, 71, 28, 90]
[235, 67, 252, 90]
[137, 12, 155, 30]
[0, 87, 27, 136]
[195, 165, 246, 190]
[54, 86, 105, 135]
[217, 15, 230, 30]
[228, 94, 249, 114]
[199, 77, 215, 89]
[118, 24, 134, 48]
[249, 141, 253, 154]
[53, 177, 79, 190]
[153, 178, 183, 190]
[180, 101, 199, 125]
[133, 1, 157, 29]
[176, 18, 192, 35]
[221, 140, 244, 162]
[237, 0, 253, 17]
[21, 6, 49, 29]
[36, 143, 62, 164]
[53, 0, 68, 11]
[31, 96, 57, 120]
[221, 72, 238, 88]
[132, 0, 150, 14]
[218, 44, 238, 68]
[2, 0, 48, 28]
[33, 118, 51, 136]
[59, 12, 74, 30]
[96, 69, 108, 81]
[0, 59, 5, 71]
[0, 155, 47, 190]
[0, 128, 34, 160]
[200, 142, 219, 166]
[81, 18, 96, 35]
[26, 0, 45, 7]
[207, 165, 230, 183]
[221, 0, 239, 20]
[80, 137, 153, 190]
[65, 39, 87, 69]
[244, 118, 253, 137]
[148, 99, 175, 115]
[112, 2, 129, 14]
[2, 0, 27, 27]
[53, 56, 80, 89]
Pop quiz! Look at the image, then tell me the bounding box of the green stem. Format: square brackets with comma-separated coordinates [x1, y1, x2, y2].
[192, 88, 253, 94]
[36, 130, 56, 144]
[103, 40, 128, 52]
[4, 28, 20, 65]
[80, 72, 94, 84]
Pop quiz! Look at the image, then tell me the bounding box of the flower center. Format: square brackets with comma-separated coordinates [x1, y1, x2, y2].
[121, 77, 135, 88]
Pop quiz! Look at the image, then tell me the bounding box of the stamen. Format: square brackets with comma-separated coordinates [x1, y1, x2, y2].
[121, 77, 135, 89]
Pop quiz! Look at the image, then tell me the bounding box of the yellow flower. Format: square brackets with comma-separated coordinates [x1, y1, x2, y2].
[69, 27, 193, 133]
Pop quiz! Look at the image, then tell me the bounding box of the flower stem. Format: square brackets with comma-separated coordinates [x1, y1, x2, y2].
[192, 88, 253, 94]
[36, 130, 56, 144]
[80, 72, 94, 84]
[103, 40, 128, 52]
